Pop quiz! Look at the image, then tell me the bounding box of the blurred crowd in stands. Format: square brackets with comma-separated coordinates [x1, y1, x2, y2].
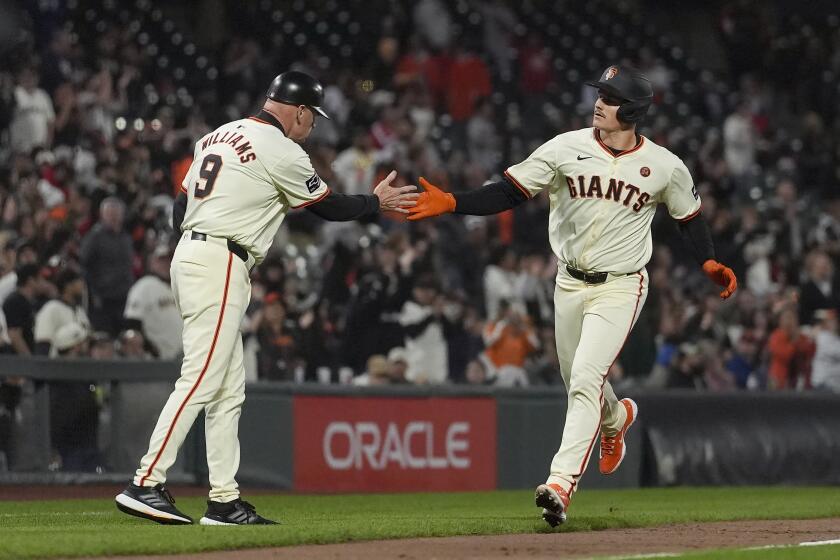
[0, 0, 839, 417]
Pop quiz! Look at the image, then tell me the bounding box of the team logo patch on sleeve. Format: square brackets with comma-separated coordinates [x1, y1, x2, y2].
[306, 174, 322, 194]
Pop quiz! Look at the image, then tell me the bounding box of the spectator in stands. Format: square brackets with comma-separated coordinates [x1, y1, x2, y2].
[811, 309, 840, 392]
[33, 268, 89, 355]
[798, 251, 839, 327]
[2, 264, 46, 357]
[478, 0, 518, 80]
[255, 293, 300, 382]
[123, 245, 182, 359]
[766, 307, 815, 390]
[399, 276, 448, 384]
[482, 301, 539, 385]
[0, 240, 17, 305]
[413, 0, 453, 52]
[445, 44, 492, 123]
[464, 358, 489, 385]
[352, 354, 391, 387]
[466, 97, 502, 175]
[9, 67, 55, 154]
[79, 197, 134, 336]
[527, 326, 562, 385]
[342, 238, 413, 371]
[395, 37, 446, 105]
[118, 329, 149, 359]
[331, 128, 383, 196]
[483, 246, 524, 319]
[443, 299, 484, 383]
[0, 240, 38, 305]
[48, 321, 100, 471]
[724, 330, 760, 389]
[667, 342, 706, 389]
[386, 347, 410, 384]
[808, 198, 840, 257]
[722, 101, 756, 182]
[89, 331, 115, 359]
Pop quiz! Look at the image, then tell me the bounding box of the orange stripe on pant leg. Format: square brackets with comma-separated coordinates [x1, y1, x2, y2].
[140, 253, 234, 486]
[569, 272, 645, 491]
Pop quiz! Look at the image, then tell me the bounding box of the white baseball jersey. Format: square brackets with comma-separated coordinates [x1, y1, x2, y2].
[505, 128, 700, 274]
[180, 115, 329, 264]
[34, 299, 90, 346]
[124, 275, 183, 359]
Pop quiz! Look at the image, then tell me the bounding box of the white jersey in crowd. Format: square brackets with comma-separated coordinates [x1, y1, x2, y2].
[124, 275, 184, 359]
[399, 301, 448, 385]
[0, 272, 16, 305]
[812, 329, 840, 392]
[180, 115, 329, 265]
[0, 310, 9, 346]
[34, 299, 90, 347]
[10, 85, 55, 154]
[505, 127, 701, 274]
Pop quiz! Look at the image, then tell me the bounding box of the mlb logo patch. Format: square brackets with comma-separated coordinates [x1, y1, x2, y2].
[306, 174, 322, 194]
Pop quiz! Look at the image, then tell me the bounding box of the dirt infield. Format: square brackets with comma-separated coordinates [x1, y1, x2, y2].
[97, 518, 840, 560]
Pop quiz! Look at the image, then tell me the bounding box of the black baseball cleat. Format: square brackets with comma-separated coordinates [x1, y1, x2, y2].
[199, 499, 279, 525]
[115, 483, 193, 525]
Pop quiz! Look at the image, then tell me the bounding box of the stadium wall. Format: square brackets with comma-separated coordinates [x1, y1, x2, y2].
[2, 357, 839, 489]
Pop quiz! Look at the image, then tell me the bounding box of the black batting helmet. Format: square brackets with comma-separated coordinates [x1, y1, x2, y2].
[585, 66, 653, 124]
[266, 71, 330, 119]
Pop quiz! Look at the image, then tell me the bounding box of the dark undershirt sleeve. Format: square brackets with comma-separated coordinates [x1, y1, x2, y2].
[172, 192, 187, 232]
[403, 315, 436, 338]
[677, 212, 716, 265]
[452, 177, 530, 216]
[305, 191, 380, 221]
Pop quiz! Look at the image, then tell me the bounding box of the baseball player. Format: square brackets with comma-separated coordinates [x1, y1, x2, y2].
[115, 71, 418, 525]
[123, 246, 183, 359]
[408, 66, 737, 526]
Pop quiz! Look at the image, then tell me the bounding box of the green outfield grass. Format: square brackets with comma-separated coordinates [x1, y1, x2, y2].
[1, 487, 839, 559]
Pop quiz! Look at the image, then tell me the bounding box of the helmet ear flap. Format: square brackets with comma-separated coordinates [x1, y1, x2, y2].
[617, 100, 650, 124]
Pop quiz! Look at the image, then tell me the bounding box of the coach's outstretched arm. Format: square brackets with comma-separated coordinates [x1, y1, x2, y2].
[306, 170, 418, 221]
[406, 176, 529, 220]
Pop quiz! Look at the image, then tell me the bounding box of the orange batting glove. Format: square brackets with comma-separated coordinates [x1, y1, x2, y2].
[702, 259, 738, 299]
[407, 177, 456, 221]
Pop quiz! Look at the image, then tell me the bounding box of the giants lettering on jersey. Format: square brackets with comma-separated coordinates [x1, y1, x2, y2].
[201, 131, 256, 163]
[565, 175, 651, 212]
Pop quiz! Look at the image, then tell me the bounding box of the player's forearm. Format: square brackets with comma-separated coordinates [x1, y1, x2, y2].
[677, 213, 715, 265]
[305, 191, 379, 221]
[450, 178, 529, 216]
[172, 192, 187, 232]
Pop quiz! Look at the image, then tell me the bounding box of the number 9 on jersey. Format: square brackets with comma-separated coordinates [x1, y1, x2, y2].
[195, 154, 223, 199]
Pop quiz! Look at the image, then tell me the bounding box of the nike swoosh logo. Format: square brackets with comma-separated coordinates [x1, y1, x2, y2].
[577, 155, 592, 160]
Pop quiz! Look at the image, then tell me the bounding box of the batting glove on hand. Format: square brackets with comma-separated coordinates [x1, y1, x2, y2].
[702, 259, 737, 299]
[407, 177, 456, 221]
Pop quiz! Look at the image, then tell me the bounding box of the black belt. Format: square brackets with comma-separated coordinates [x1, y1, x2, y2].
[566, 265, 608, 285]
[190, 232, 248, 263]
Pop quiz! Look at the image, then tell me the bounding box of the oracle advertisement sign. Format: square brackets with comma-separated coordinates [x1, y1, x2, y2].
[293, 396, 497, 492]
